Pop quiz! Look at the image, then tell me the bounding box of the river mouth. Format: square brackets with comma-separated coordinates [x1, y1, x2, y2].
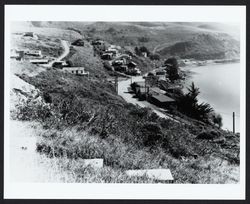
[182, 62, 241, 133]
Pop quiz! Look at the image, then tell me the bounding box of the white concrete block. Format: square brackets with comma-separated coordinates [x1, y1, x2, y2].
[81, 159, 103, 168]
[125, 169, 174, 181]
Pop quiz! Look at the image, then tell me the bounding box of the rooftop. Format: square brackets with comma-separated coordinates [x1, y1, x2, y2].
[150, 87, 166, 95]
[151, 94, 175, 103]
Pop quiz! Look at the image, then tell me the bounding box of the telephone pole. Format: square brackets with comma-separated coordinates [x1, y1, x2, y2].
[115, 73, 118, 94]
[233, 112, 235, 134]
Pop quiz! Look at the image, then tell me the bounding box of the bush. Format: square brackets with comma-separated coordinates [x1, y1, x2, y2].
[196, 130, 221, 140]
[13, 97, 52, 122]
[139, 122, 163, 146]
[71, 39, 84, 46]
[103, 61, 114, 71]
[138, 36, 150, 43]
[149, 54, 160, 61]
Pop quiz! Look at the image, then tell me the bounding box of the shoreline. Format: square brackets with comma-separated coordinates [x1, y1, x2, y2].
[180, 58, 240, 68]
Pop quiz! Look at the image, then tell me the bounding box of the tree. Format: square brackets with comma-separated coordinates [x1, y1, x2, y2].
[134, 46, 150, 56]
[134, 47, 141, 56]
[139, 46, 150, 55]
[164, 57, 180, 82]
[164, 57, 178, 68]
[212, 113, 223, 128]
[177, 82, 214, 122]
[149, 54, 160, 61]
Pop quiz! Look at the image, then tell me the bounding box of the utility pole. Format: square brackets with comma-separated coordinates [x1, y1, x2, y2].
[233, 112, 235, 134]
[115, 73, 118, 94]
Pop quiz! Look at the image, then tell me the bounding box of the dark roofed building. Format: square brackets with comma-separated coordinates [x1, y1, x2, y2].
[72, 39, 84, 46]
[149, 94, 175, 108]
[23, 32, 34, 37]
[127, 61, 137, 69]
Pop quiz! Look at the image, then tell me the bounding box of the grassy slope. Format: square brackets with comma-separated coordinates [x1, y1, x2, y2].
[63, 41, 109, 78]
[16, 67, 240, 183]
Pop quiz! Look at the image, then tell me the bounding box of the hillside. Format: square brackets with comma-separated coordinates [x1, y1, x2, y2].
[13, 66, 239, 183]
[27, 21, 240, 61]
[156, 33, 240, 60]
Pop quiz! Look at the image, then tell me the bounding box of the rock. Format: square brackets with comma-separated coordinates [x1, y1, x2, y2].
[81, 159, 103, 168]
[125, 169, 174, 182]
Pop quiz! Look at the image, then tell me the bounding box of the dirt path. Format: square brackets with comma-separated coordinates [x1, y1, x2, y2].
[45, 40, 70, 67]
[9, 120, 65, 183]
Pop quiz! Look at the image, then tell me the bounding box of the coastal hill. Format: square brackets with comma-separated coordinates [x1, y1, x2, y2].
[156, 33, 240, 60]
[27, 21, 240, 61]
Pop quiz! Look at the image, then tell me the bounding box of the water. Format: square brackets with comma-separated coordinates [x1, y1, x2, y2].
[183, 63, 240, 132]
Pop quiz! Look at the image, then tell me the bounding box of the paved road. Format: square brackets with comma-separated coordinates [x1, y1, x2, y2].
[118, 76, 180, 122]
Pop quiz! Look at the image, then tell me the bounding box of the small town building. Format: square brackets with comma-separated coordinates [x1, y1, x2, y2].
[126, 67, 141, 76]
[156, 70, 167, 76]
[149, 94, 176, 108]
[92, 40, 107, 51]
[141, 52, 148, 58]
[71, 39, 84, 46]
[62, 67, 89, 76]
[10, 49, 24, 61]
[136, 87, 149, 100]
[29, 59, 49, 64]
[92, 40, 105, 46]
[127, 61, 137, 69]
[114, 65, 128, 72]
[134, 81, 146, 88]
[104, 50, 118, 58]
[101, 53, 113, 60]
[23, 32, 34, 37]
[52, 61, 67, 68]
[112, 59, 126, 66]
[109, 44, 121, 50]
[149, 87, 166, 95]
[25, 50, 42, 57]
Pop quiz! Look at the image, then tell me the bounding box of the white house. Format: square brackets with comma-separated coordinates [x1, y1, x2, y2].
[62, 67, 89, 76]
[29, 59, 49, 64]
[25, 50, 42, 57]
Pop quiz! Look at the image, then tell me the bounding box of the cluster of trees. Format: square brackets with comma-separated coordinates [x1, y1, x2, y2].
[134, 46, 150, 56]
[164, 57, 181, 82]
[134, 46, 161, 61]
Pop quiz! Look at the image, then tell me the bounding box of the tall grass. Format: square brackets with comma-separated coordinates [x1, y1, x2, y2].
[13, 68, 240, 183]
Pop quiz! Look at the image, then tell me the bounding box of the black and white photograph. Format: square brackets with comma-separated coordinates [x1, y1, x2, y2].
[4, 5, 246, 200]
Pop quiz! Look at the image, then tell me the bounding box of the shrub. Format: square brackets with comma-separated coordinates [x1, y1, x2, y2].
[13, 97, 52, 122]
[149, 54, 160, 61]
[139, 122, 163, 146]
[196, 130, 221, 140]
[138, 36, 150, 43]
